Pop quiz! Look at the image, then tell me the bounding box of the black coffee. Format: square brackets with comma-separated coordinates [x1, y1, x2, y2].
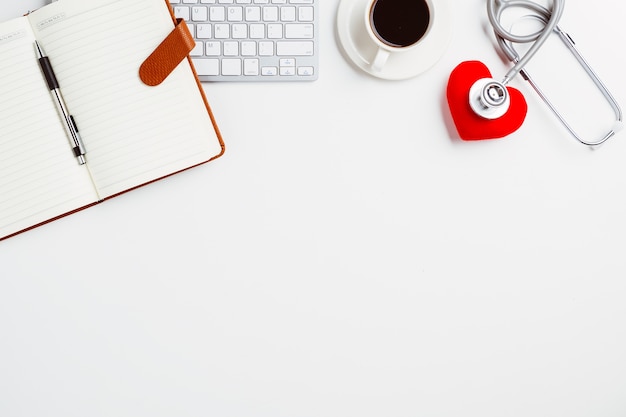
[370, 0, 430, 48]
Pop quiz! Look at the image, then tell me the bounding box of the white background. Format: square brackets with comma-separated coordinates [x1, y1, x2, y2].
[2, 1, 626, 416]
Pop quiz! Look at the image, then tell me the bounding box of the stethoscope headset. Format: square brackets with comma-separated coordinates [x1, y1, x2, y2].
[446, 0, 623, 146]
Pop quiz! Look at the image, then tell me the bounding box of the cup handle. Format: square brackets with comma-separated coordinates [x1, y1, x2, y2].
[371, 47, 390, 72]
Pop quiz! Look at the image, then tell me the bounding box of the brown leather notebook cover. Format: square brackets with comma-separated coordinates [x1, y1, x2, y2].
[0, 0, 224, 241]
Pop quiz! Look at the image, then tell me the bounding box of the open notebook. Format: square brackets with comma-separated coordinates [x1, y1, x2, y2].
[0, 0, 224, 241]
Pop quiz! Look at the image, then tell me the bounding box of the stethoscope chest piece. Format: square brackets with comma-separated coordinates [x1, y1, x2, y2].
[469, 78, 510, 120]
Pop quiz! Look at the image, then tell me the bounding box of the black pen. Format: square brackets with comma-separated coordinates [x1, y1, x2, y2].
[35, 41, 86, 165]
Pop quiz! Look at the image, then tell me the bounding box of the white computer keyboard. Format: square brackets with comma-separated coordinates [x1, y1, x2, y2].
[170, 0, 318, 81]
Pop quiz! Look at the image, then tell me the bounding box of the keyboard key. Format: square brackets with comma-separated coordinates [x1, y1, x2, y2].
[222, 58, 242, 75]
[195, 59, 220, 75]
[259, 41, 274, 55]
[299, 6, 314, 21]
[206, 41, 221, 55]
[262, 66, 278, 75]
[228, 6, 243, 21]
[297, 66, 314, 76]
[263, 6, 279, 21]
[214, 24, 229, 38]
[280, 6, 296, 21]
[276, 41, 313, 55]
[174, 6, 190, 20]
[249, 23, 265, 38]
[245, 6, 261, 21]
[210, 6, 225, 20]
[267, 24, 283, 39]
[285, 23, 313, 39]
[232, 23, 247, 38]
[244, 58, 260, 75]
[223, 41, 239, 55]
[192, 6, 208, 21]
[196, 24, 211, 38]
[241, 41, 257, 55]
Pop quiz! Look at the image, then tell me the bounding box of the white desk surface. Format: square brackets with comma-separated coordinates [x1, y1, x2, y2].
[2, 1, 626, 416]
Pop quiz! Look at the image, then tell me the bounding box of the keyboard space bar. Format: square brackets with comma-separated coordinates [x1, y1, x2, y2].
[276, 41, 314, 56]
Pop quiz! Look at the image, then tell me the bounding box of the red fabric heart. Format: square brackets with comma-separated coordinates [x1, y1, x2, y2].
[446, 61, 527, 140]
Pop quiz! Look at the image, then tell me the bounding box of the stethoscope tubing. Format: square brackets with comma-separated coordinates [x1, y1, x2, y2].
[485, 0, 622, 146]
[486, 0, 564, 84]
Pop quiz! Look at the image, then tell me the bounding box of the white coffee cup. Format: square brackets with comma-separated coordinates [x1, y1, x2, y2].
[364, 0, 434, 72]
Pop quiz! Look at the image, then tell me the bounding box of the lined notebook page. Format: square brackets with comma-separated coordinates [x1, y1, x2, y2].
[28, 0, 223, 199]
[0, 17, 99, 240]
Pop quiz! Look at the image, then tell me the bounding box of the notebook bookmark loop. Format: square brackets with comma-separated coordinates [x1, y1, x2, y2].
[139, 18, 196, 86]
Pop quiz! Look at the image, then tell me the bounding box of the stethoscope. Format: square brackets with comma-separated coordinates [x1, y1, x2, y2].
[458, 0, 623, 146]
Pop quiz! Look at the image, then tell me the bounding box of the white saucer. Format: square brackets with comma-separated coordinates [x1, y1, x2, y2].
[336, 0, 452, 80]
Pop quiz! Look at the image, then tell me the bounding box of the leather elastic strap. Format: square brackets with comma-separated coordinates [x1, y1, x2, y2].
[139, 18, 195, 86]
